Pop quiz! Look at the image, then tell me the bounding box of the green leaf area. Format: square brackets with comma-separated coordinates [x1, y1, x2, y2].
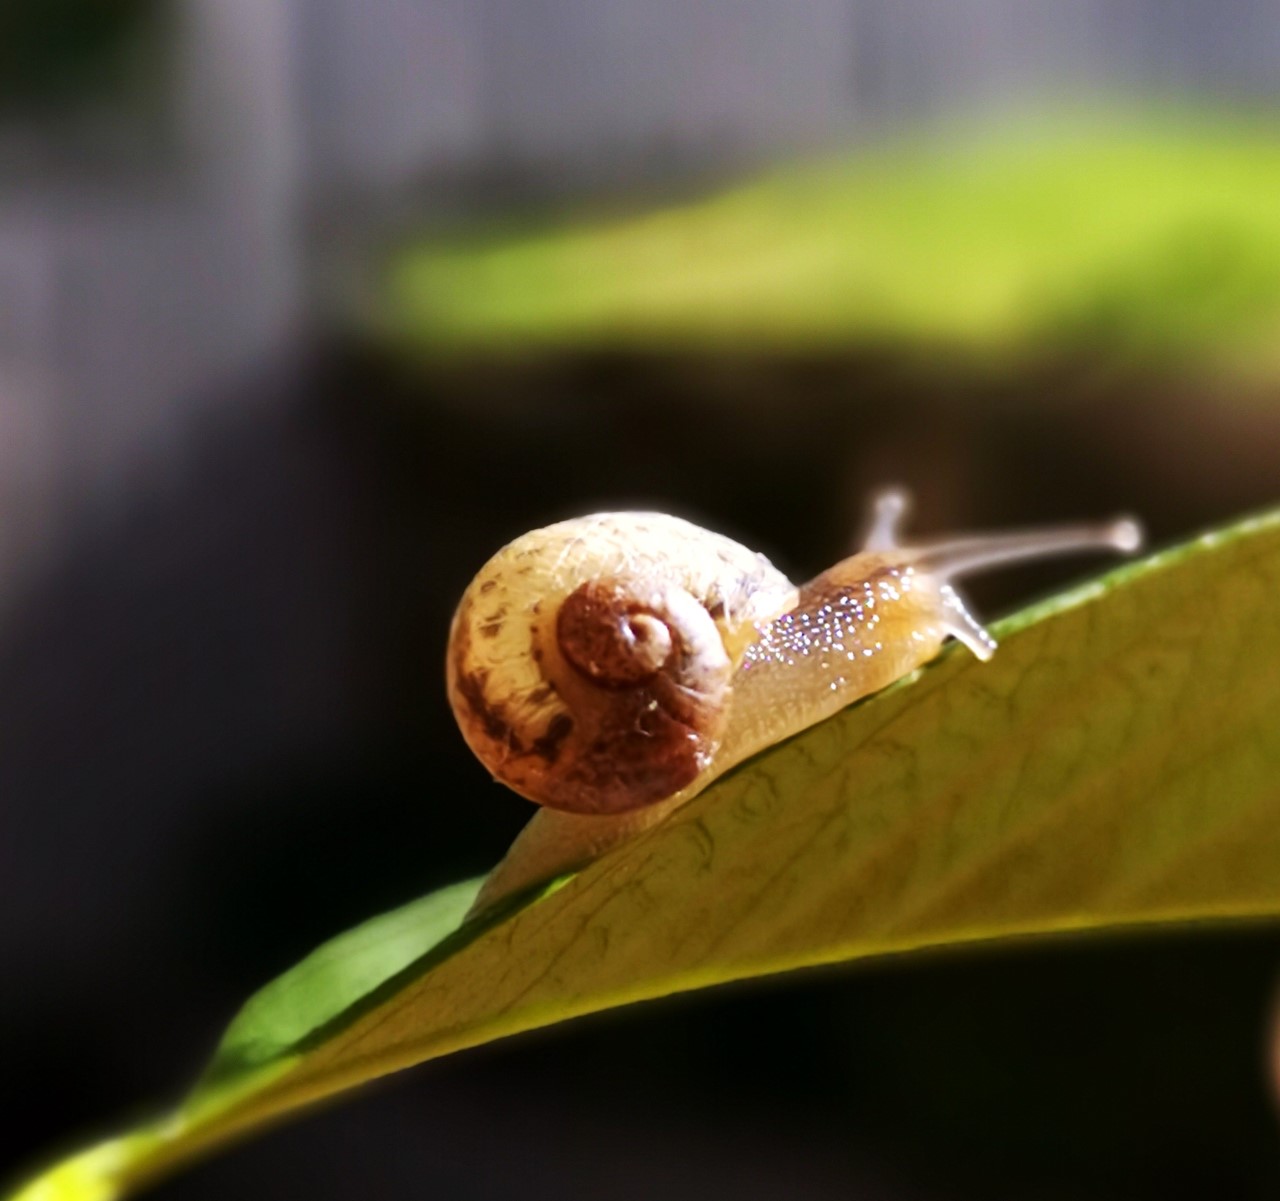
[386, 117, 1280, 368]
[12, 507, 1280, 1200]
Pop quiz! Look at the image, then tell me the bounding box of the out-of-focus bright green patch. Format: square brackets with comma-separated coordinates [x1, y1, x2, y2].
[385, 116, 1280, 369]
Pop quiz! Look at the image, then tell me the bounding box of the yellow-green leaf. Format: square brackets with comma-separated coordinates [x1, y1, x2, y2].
[11, 508, 1280, 1200]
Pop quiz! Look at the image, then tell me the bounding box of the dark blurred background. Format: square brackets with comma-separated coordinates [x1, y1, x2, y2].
[4, 2, 1280, 1198]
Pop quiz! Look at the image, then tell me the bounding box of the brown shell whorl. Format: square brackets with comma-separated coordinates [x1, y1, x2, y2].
[555, 583, 675, 688]
[532, 579, 732, 814]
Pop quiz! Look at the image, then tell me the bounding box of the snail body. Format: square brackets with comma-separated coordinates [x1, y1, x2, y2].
[449, 491, 1141, 914]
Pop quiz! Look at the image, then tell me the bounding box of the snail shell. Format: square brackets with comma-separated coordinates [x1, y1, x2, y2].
[447, 513, 797, 816]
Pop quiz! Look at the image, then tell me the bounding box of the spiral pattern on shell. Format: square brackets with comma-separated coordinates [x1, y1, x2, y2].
[446, 512, 797, 815]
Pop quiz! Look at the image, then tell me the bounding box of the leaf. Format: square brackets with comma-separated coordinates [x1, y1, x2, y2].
[11, 509, 1280, 1200]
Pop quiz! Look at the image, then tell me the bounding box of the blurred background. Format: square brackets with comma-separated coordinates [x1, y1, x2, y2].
[3, 1, 1280, 1197]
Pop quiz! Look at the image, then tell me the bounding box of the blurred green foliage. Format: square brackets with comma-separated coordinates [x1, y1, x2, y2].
[388, 117, 1280, 370]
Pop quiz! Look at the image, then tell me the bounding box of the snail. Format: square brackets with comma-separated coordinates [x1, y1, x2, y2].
[448, 490, 1142, 914]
